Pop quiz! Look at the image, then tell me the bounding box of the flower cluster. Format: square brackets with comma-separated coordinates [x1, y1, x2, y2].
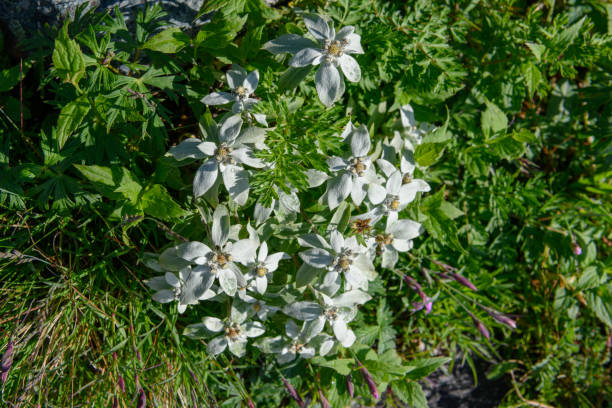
[143, 12, 437, 400]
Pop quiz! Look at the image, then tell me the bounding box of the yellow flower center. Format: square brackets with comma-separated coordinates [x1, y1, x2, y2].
[390, 199, 400, 210]
[235, 86, 247, 96]
[328, 41, 343, 57]
[256, 266, 267, 277]
[253, 303, 262, 312]
[402, 174, 412, 184]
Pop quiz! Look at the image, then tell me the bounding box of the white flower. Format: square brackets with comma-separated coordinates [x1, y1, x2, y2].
[283, 289, 371, 348]
[360, 170, 423, 225]
[376, 157, 430, 197]
[171, 205, 258, 297]
[238, 293, 280, 321]
[264, 14, 364, 107]
[145, 267, 210, 314]
[244, 242, 289, 294]
[366, 219, 423, 269]
[185, 306, 265, 357]
[399, 104, 435, 148]
[168, 114, 265, 205]
[298, 230, 376, 290]
[202, 64, 267, 126]
[269, 320, 335, 364]
[325, 124, 381, 209]
[253, 185, 301, 225]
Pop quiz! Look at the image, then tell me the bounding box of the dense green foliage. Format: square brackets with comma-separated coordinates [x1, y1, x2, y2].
[1, 0, 610, 407]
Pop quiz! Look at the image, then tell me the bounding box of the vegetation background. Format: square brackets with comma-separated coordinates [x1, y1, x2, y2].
[0, 0, 610, 407]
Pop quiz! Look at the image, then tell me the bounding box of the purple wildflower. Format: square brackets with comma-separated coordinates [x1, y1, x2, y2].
[118, 374, 125, 392]
[282, 378, 304, 407]
[474, 318, 490, 339]
[137, 388, 146, 408]
[1, 341, 14, 384]
[357, 360, 379, 400]
[488, 310, 517, 329]
[451, 273, 477, 291]
[318, 389, 330, 408]
[346, 375, 354, 398]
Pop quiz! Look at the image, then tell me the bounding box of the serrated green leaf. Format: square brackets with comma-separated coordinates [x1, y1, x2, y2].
[525, 42, 545, 61]
[414, 142, 446, 167]
[405, 357, 450, 380]
[52, 22, 86, 85]
[310, 357, 354, 376]
[140, 184, 188, 220]
[489, 135, 524, 159]
[392, 381, 428, 408]
[522, 62, 542, 99]
[56, 96, 90, 149]
[143, 28, 190, 53]
[482, 101, 507, 138]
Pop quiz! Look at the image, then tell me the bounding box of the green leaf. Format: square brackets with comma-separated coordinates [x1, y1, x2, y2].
[56, 96, 91, 149]
[585, 292, 612, 328]
[512, 129, 537, 144]
[52, 22, 86, 85]
[422, 190, 463, 252]
[522, 62, 542, 99]
[555, 16, 586, 52]
[392, 381, 428, 408]
[440, 201, 463, 219]
[328, 201, 351, 234]
[140, 184, 188, 220]
[405, 357, 451, 380]
[489, 135, 524, 159]
[143, 28, 190, 53]
[481, 101, 507, 139]
[74, 164, 142, 202]
[0, 63, 30, 93]
[414, 142, 446, 167]
[525, 42, 545, 61]
[195, 10, 247, 50]
[310, 357, 354, 376]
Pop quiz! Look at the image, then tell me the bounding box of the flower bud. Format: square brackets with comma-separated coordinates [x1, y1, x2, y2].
[473, 318, 490, 339]
[118, 374, 125, 393]
[282, 378, 304, 407]
[247, 399, 255, 408]
[318, 389, 330, 408]
[451, 273, 477, 291]
[137, 388, 146, 408]
[1, 341, 14, 384]
[346, 375, 354, 398]
[572, 243, 582, 255]
[488, 310, 517, 329]
[357, 360, 379, 400]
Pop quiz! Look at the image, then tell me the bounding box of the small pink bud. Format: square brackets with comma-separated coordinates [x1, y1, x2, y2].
[247, 399, 255, 408]
[318, 389, 330, 408]
[451, 273, 477, 291]
[424, 301, 433, 314]
[282, 378, 304, 407]
[572, 243, 582, 255]
[137, 388, 146, 408]
[357, 360, 379, 400]
[474, 319, 490, 339]
[1, 341, 14, 384]
[488, 310, 517, 329]
[117, 374, 125, 393]
[346, 375, 354, 398]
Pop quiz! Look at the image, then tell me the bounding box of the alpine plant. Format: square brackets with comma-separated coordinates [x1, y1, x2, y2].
[143, 12, 436, 403]
[264, 13, 363, 107]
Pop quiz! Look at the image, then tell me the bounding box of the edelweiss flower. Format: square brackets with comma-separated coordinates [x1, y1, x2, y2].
[145, 267, 209, 314]
[264, 14, 364, 107]
[185, 306, 265, 357]
[202, 64, 267, 126]
[283, 289, 371, 347]
[171, 206, 257, 296]
[325, 124, 380, 209]
[360, 170, 422, 225]
[239, 293, 280, 321]
[269, 320, 334, 364]
[298, 230, 376, 291]
[366, 219, 423, 269]
[168, 114, 265, 205]
[253, 185, 300, 225]
[376, 157, 430, 199]
[245, 241, 289, 294]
